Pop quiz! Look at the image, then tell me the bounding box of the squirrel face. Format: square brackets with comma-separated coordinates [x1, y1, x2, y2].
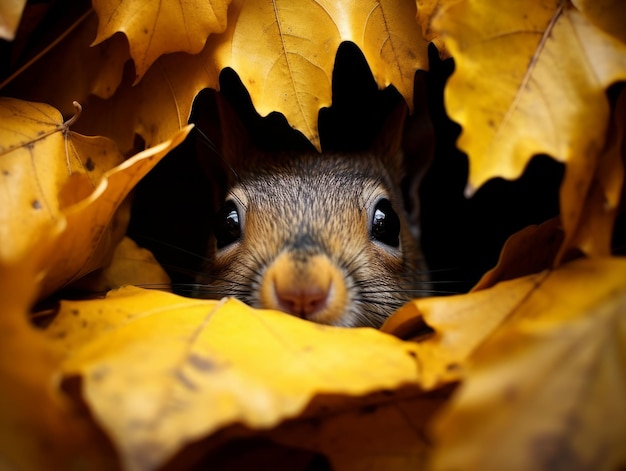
[198, 153, 427, 328]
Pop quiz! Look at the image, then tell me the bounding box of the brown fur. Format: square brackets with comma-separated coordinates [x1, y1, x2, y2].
[196, 148, 428, 328]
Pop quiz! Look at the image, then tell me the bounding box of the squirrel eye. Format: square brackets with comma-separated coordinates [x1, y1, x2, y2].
[370, 199, 400, 247]
[215, 200, 241, 249]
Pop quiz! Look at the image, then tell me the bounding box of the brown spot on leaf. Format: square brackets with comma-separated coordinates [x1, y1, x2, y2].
[188, 353, 217, 372]
[91, 366, 109, 382]
[175, 370, 197, 391]
[85, 157, 95, 171]
[31, 199, 42, 210]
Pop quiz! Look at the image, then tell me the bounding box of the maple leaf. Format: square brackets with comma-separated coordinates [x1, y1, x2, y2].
[0, 98, 122, 263]
[434, 1, 626, 190]
[80, 0, 429, 152]
[46, 287, 422, 471]
[92, 0, 232, 81]
[427, 257, 626, 471]
[0, 97, 192, 298]
[433, 1, 626, 260]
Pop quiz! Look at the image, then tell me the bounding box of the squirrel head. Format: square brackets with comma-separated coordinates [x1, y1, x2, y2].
[196, 95, 431, 328]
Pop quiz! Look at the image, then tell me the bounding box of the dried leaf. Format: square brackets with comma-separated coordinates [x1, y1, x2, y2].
[46, 287, 421, 471]
[383, 272, 548, 389]
[92, 0, 232, 81]
[265, 389, 447, 471]
[557, 88, 626, 260]
[346, 0, 430, 110]
[0, 98, 123, 263]
[0, 97, 191, 298]
[573, 0, 626, 45]
[433, 2, 626, 191]
[82, 0, 430, 152]
[472, 217, 564, 291]
[415, 0, 457, 58]
[70, 236, 171, 294]
[40, 124, 192, 297]
[0, 251, 116, 470]
[211, 0, 428, 150]
[75, 49, 218, 153]
[429, 257, 626, 471]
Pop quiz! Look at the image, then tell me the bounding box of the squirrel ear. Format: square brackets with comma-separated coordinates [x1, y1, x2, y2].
[370, 100, 409, 181]
[400, 73, 435, 240]
[216, 93, 254, 173]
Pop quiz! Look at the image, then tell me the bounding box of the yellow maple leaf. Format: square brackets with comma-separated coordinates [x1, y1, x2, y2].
[383, 272, 548, 389]
[557, 88, 626, 260]
[75, 45, 219, 154]
[415, 0, 458, 58]
[0, 98, 123, 262]
[574, 0, 626, 45]
[92, 0, 232, 81]
[0, 97, 192, 298]
[428, 257, 626, 470]
[210, 0, 428, 150]
[46, 287, 421, 471]
[78, 0, 429, 152]
[434, 1, 626, 191]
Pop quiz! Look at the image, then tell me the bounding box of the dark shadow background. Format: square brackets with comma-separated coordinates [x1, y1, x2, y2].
[128, 43, 566, 296]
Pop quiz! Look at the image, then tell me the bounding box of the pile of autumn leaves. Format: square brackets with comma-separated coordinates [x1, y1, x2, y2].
[1, 0, 626, 470]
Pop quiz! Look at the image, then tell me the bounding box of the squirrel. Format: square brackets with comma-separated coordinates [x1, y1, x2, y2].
[193, 95, 433, 328]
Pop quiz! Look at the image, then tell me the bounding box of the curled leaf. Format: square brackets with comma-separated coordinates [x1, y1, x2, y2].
[92, 0, 232, 81]
[429, 257, 626, 471]
[46, 287, 421, 471]
[433, 1, 626, 191]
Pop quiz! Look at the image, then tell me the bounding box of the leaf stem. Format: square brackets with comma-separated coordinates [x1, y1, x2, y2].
[0, 9, 94, 91]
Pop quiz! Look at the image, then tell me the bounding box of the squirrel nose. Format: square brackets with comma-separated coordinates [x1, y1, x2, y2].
[274, 285, 329, 317]
[260, 252, 347, 323]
